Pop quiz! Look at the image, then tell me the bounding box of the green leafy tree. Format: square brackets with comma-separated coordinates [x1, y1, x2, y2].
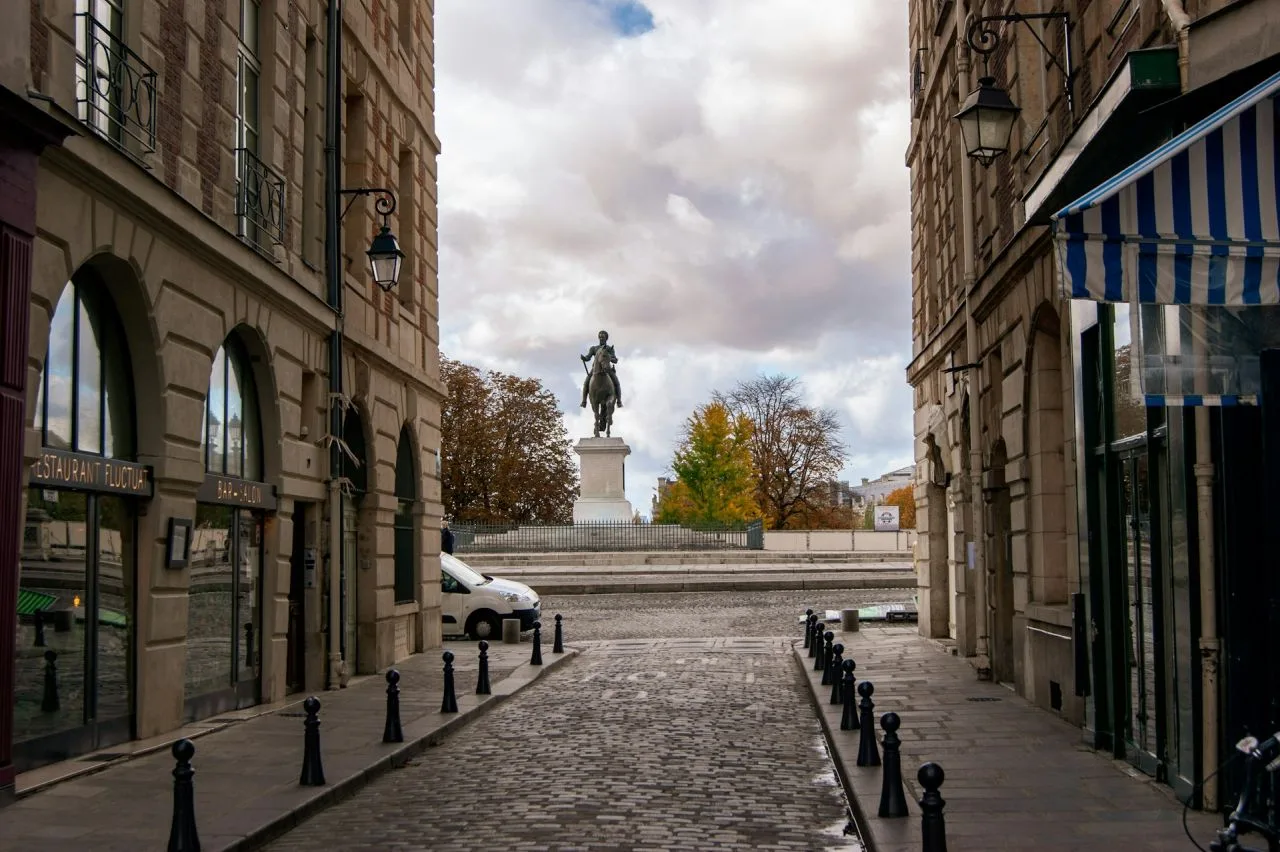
[655, 402, 759, 525]
[441, 356, 578, 524]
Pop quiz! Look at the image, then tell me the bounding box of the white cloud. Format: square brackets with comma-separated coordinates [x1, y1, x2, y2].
[437, 0, 914, 515]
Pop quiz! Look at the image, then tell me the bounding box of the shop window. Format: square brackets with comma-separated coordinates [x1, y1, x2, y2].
[393, 427, 417, 603]
[204, 339, 263, 480]
[33, 275, 134, 457]
[17, 270, 138, 772]
[187, 335, 266, 719]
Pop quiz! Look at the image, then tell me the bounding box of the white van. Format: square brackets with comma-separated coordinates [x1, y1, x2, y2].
[440, 552, 541, 641]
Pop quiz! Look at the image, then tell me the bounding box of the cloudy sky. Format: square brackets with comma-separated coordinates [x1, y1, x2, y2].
[435, 0, 913, 517]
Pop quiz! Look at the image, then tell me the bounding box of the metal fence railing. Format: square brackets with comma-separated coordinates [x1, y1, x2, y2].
[453, 520, 764, 553]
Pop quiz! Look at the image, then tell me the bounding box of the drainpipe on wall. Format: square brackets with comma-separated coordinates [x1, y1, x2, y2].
[1163, 0, 1217, 811]
[957, 0, 991, 677]
[1161, 1, 1193, 89]
[324, 0, 348, 690]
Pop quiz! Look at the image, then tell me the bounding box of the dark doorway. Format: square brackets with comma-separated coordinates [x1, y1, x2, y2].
[987, 440, 1015, 684]
[286, 502, 309, 694]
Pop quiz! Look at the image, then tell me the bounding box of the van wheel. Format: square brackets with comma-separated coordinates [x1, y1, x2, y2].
[466, 611, 503, 641]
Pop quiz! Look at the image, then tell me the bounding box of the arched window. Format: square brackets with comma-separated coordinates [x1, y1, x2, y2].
[203, 338, 262, 479]
[33, 275, 135, 457]
[393, 427, 416, 603]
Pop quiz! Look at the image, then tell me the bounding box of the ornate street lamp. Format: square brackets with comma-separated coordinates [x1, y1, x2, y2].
[956, 12, 1074, 166]
[955, 77, 1021, 167]
[339, 187, 403, 292]
[366, 223, 404, 293]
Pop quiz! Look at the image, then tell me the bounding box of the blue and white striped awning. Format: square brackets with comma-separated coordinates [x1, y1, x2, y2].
[1051, 69, 1280, 305]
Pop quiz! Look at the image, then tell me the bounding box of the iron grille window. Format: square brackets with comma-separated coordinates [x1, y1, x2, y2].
[235, 147, 286, 250]
[75, 1, 157, 162]
[234, 0, 282, 252]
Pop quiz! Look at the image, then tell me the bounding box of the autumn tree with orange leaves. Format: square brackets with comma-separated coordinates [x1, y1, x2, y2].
[441, 356, 578, 524]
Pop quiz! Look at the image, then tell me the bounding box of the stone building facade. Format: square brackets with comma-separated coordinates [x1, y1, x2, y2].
[2, 0, 444, 792]
[907, 0, 1280, 813]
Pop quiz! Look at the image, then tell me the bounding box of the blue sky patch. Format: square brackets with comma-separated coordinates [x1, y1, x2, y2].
[588, 0, 655, 37]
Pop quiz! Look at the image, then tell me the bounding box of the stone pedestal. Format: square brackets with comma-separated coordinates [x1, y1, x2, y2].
[573, 437, 634, 523]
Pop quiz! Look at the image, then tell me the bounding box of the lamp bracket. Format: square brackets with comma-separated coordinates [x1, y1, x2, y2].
[965, 13, 1074, 116]
[338, 187, 397, 226]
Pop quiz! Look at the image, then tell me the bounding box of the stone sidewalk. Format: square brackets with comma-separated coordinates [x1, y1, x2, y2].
[799, 625, 1221, 852]
[1, 639, 578, 852]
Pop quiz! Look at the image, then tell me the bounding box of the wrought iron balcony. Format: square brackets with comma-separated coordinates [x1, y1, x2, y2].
[235, 148, 287, 252]
[75, 13, 157, 161]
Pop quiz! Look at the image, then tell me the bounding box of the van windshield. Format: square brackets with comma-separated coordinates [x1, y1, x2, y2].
[442, 553, 490, 587]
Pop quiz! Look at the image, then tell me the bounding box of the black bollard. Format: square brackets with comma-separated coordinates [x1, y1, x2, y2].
[819, 630, 834, 674]
[807, 614, 820, 658]
[822, 635, 839, 685]
[166, 738, 200, 852]
[33, 609, 46, 647]
[553, 614, 564, 654]
[855, 681, 880, 767]
[383, 669, 403, 743]
[803, 608, 814, 648]
[829, 644, 844, 704]
[299, 696, 325, 786]
[919, 762, 947, 852]
[440, 651, 458, 713]
[531, 620, 543, 665]
[41, 650, 58, 712]
[878, 712, 909, 818]
[840, 659, 859, 730]
[476, 640, 491, 695]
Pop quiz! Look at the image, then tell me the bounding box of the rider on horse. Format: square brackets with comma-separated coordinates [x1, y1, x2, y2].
[580, 329, 623, 409]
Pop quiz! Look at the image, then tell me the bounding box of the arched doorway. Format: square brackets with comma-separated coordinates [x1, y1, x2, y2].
[15, 267, 151, 771]
[185, 332, 277, 721]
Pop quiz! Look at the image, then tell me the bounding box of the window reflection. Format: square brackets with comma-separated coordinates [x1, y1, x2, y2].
[77, 299, 103, 454]
[1112, 304, 1146, 442]
[96, 496, 132, 722]
[206, 348, 226, 473]
[36, 277, 133, 458]
[44, 287, 75, 449]
[14, 489, 89, 744]
[203, 340, 261, 479]
[226, 358, 243, 478]
[186, 503, 234, 700]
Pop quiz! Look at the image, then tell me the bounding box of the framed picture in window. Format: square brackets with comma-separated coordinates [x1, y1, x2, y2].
[167, 517, 193, 570]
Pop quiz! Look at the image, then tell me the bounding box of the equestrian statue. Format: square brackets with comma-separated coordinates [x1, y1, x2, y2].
[581, 329, 623, 438]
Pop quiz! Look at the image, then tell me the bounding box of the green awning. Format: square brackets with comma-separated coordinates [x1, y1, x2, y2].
[17, 589, 58, 616]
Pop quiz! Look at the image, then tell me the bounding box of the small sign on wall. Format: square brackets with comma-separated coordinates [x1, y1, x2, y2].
[874, 505, 900, 532]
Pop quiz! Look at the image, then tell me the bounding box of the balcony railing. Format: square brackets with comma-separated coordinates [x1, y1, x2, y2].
[235, 148, 286, 252]
[75, 13, 157, 162]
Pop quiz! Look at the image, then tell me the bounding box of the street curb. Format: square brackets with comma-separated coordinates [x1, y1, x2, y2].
[228, 648, 581, 851]
[532, 576, 916, 595]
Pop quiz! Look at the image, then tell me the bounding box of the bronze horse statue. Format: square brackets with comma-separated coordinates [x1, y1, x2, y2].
[587, 346, 616, 438]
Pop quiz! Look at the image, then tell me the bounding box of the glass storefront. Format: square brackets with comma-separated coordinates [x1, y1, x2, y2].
[1083, 303, 1199, 790]
[14, 490, 135, 769]
[14, 271, 144, 772]
[185, 336, 272, 720]
[183, 504, 262, 717]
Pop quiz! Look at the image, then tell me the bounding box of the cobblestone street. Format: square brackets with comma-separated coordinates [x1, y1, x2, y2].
[265, 637, 863, 851]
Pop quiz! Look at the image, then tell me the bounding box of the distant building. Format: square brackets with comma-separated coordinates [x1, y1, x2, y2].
[849, 466, 915, 508]
[652, 476, 677, 516]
